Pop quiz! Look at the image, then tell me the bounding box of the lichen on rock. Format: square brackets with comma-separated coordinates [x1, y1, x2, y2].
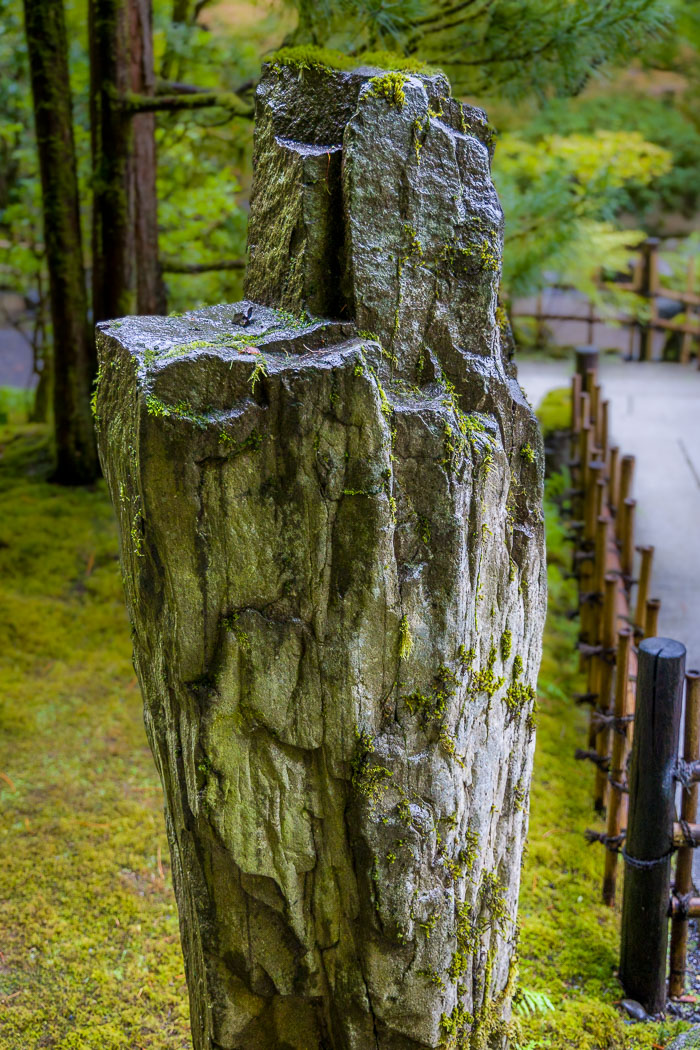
[96, 58, 546, 1050]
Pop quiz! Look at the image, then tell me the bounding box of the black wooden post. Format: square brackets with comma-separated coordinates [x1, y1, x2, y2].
[575, 345, 599, 385]
[620, 637, 686, 1013]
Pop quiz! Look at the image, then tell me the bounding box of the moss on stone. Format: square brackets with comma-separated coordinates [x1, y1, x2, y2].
[366, 71, 409, 108]
[270, 45, 434, 76]
[351, 727, 393, 808]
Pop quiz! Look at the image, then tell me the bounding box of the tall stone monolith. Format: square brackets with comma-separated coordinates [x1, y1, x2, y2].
[95, 56, 546, 1050]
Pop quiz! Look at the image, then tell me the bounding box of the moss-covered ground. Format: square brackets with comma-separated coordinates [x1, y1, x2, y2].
[0, 387, 688, 1048]
[0, 415, 189, 1047]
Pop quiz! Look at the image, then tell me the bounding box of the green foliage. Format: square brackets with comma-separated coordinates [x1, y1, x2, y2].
[0, 422, 189, 1048]
[289, 0, 671, 98]
[513, 987, 555, 1018]
[537, 387, 571, 437]
[493, 128, 671, 299]
[522, 90, 700, 220]
[0, 386, 33, 425]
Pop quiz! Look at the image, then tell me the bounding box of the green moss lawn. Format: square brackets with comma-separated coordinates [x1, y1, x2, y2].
[0, 412, 189, 1048]
[0, 389, 688, 1048]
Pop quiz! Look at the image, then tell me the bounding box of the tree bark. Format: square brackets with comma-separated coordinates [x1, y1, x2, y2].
[90, 0, 164, 320]
[89, 0, 135, 322]
[128, 0, 166, 314]
[23, 0, 99, 484]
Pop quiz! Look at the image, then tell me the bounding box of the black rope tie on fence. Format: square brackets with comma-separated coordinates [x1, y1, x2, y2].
[678, 818, 697, 849]
[621, 844, 675, 870]
[608, 775, 629, 794]
[574, 748, 610, 772]
[591, 711, 634, 737]
[579, 591, 603, 607]
[675, 758, 700, 788]
[585, 829, 626, 852]
[573, 691, 598, 707]
[672, 889, 695, 919]
[577, 642, 616, 664]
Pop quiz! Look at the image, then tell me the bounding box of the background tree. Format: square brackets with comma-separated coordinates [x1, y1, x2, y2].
[6, 0, 700, 477]
[22, 0, 99, 484]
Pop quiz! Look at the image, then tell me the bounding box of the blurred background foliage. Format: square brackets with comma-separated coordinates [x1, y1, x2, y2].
[1, 0, 699, 340]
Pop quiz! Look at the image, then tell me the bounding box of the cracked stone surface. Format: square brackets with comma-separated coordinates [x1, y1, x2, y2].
[95, 60, 546, 1050]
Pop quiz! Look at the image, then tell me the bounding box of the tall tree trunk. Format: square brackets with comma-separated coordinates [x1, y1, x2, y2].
[89, 0, 163, 321]
[23, 0, 99, 485]
[160, 0, 191, 81]
[129, 0, 166, 314]
[89, 0, 134, 321]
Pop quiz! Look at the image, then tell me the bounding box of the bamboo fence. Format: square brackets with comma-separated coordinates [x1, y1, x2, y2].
[564, 346, 700, 1010]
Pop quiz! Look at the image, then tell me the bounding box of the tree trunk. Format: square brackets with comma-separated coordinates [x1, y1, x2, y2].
[89, 0, 134, 322]
[160, 0, 191, 81]
[129, 0, 166, 314]
[90, 0, 163, 321]
[23, 0, 99, 484]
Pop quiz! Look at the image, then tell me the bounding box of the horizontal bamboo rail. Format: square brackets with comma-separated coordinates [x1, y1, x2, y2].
[512, 239, 700, 365]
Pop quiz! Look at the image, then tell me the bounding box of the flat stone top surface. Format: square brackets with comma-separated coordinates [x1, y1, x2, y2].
[98, 301, 357, 370]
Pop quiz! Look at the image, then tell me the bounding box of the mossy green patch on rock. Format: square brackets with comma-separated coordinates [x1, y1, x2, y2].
[270, 44, 434, 76]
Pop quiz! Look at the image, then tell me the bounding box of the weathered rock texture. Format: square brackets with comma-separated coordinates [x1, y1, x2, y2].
[95, 59, 546, 1050]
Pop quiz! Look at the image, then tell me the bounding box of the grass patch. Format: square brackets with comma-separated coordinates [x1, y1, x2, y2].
[516, 465, 686, 1050]
[0, 423, 189, 1048]
[537, 386, 572, 438]
[0, 385, 34, 426]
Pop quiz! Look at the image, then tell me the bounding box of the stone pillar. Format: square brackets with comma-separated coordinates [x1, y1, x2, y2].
[95, 57, 546, 1050]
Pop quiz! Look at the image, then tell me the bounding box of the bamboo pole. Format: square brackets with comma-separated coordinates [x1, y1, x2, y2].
[584, 462, 604, 543]
[669, 670, 700, 997]
[600, 399, 610, 465]
[594, 575, 618, 812]
[572, 373, 582, 431]
[595, 476, 607, 522]
[644, 598, 661, 638]
[608, 446, 620, 517]
[680, 258, 695, 365]
[619, 497, 637, 583]
[593, 516, 608, 598]
[618, 455, 635, 535]
[633, 546, 654, 638]
[603, 627, 633, 905]
[591, 382, 601, 441]
[643, 239, 660, 362]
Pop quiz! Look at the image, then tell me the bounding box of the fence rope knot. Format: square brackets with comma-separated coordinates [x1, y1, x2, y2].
[574, 748, 611, 772]
[621, 845, 675, 871]
[591, 710, 634, 737]
[585, 829, 626, 852]
[671, 889, 695, 919]
[674, 758, 700, 788]
[678, 818, 697, 848]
